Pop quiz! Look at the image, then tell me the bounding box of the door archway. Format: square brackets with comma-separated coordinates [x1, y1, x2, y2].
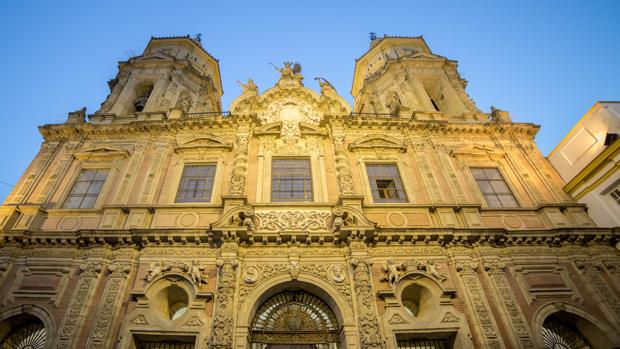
[250, 290, 340, 349]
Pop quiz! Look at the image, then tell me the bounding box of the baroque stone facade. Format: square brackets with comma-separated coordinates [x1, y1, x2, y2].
[0, 35, 619, 349]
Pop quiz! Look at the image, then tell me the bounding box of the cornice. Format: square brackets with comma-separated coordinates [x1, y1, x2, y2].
[1, 226, 617, 249]
[37, 114, 539, 143]
[38, 114, 260, 142]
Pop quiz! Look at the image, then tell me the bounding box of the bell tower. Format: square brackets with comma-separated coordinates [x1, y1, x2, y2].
[93, 35, 222, 122]
[351, 36, 479, 117]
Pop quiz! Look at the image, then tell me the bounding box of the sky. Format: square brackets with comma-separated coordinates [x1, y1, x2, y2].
[0, 0, 618, 200]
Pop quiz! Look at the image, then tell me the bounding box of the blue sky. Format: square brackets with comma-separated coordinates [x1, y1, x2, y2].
[0, 0, 618, 200]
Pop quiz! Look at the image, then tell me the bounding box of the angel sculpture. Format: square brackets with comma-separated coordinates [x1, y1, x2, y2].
[190, 260, 207, 285]
[145, 262, 163, 281]
[315, 77, 336, 95]
[237, 79, 258, 95]
[382, 259, 401, 288]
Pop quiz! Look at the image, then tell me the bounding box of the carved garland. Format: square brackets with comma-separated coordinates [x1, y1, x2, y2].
[256, 211, 331, 231]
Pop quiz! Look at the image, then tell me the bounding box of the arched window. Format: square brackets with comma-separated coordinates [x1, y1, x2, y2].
[542, 314, 593, 349]
[0, 314, 46, 349]
[250, 290, 340, 349]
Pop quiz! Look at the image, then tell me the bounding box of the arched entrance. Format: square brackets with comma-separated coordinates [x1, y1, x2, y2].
[0, 313, 46, 349]
[250, 290, 340, 349]
[534, 304, 620, 349]
[541, 313, 593, 349]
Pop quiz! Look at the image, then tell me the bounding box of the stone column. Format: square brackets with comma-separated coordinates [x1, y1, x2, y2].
[454, 262, 505, 349]
[575, 258, 620, 331]
[230, 127, 251, 195]
[209, 242, 238, 349]
[483, 261, 534, 348]
[86, 262, 132, 349]
[54, 262, 103, 349]
[331, 132, 355, 196]
[349, 240, 385, 349]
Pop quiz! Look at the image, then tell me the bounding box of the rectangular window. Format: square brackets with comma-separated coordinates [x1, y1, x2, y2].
[610, 188, 620, 205]
[175, 164, 216, 203]
[271, 159, 313, 202]
[366, 163, 408, 203]
[471, 167, 518, 208]
[62, 169, 109, 209]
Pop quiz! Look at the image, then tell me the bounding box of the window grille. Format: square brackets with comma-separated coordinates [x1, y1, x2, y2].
[471, 168, 518, 208]
[62, 169, 109, 209]
[271, 159, 313, 202]
[366, 164, 407, 203]
[175, 164, 216, 203]
[610, 189, 620, 206]
[397, 338, 450, 349]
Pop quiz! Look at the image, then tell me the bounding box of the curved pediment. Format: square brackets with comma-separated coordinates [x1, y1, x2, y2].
[348, 134, 407, 152]
[229, 77, 351, 121]
[73, 144, 131, 161]
[175, 134, 232, 151]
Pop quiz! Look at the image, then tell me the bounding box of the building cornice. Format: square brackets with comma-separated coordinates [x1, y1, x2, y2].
[37, 114, 540, 142]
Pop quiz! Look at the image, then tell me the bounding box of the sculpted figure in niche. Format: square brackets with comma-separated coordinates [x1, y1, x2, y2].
[237, 79, 258, 95]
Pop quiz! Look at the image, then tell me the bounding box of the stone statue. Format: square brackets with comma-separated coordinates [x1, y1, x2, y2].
[315, 77, 336, 95]
[382, 259, 401, 287]
[425, 259, 443, 280]
[237, 79, 258, 95]
[332, 216, 344, 232]
[190, 260, 206, 285]
[145, 262, 165, 281]
[272, 61, 304, 84]
[242, 213, 255, 232]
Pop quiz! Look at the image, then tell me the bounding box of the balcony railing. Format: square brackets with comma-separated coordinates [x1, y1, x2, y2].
[183, 111, 232, 118]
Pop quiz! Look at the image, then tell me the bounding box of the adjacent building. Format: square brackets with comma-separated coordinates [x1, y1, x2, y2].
[0, 35, 619, 349]
[548, 101, 620, 228]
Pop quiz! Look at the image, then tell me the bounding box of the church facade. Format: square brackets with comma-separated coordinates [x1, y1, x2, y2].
[0, 35, 619, 349]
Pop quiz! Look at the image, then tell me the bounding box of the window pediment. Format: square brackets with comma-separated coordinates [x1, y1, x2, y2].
[348, 134, 407, 152]
[174, 134, 232, 152]
[73, 144, 131, 161]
